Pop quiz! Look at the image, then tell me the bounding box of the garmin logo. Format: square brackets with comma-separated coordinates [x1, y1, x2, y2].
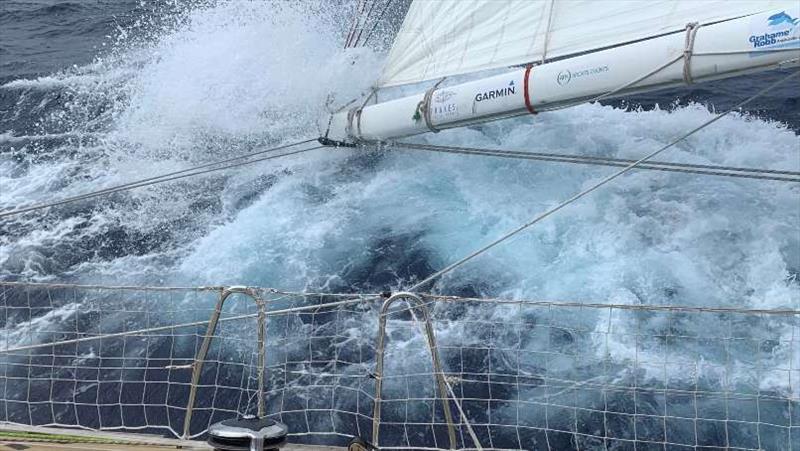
[475, 81, 515, 102]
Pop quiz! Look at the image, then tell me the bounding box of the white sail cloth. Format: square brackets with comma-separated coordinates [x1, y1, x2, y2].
[379, 0, 789, 87]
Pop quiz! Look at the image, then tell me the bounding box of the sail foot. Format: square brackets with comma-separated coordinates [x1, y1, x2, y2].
[326, 6, 800, 143]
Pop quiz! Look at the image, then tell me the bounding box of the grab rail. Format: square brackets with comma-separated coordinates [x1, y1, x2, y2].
[182, 286, 266, 439]
[373, 292, 457, 449]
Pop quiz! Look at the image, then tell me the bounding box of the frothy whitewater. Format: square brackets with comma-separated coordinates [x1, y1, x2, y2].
[0, 1, 798, 448]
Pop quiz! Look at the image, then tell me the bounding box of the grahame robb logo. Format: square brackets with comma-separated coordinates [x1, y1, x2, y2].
[749, 10, 799, 49]
[768, 11, 799, 27]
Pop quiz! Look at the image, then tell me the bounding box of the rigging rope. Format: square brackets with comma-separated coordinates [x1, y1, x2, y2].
[345, 0, 395, 49]
[390, 142, 800, 182]
[351, 0, 381, 48]
[0, 139, 322, 219]
[360, 0, 395, 48]
[406, 70, 800, 292]
[344, 0, 366, 48]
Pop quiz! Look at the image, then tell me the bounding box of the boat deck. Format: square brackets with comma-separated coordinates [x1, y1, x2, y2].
[0, 444, 340, 451]
[0, 425, 342, 451]
[0, 444, 183, 451]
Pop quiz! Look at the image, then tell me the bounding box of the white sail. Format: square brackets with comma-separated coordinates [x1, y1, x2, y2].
[380, 0, 790, 87]
[325, 2, 799, 143]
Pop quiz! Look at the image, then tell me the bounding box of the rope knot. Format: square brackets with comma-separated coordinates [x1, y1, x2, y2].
[683, 22, 701, 85]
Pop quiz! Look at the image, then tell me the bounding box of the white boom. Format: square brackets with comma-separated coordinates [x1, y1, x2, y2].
[324, 5, 799, 144]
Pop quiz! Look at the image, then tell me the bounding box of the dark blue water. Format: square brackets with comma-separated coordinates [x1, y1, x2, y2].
[2, 1, 164, 83]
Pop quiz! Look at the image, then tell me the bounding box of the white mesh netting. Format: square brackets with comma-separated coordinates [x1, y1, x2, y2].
[0, 282, 797, 450]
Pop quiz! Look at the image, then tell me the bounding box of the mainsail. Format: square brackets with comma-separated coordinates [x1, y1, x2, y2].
[324, 0, 800, 143]
[380, 0, 789, 87]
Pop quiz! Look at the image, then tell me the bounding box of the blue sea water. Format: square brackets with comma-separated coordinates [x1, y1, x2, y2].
[0, 1, 799, 449]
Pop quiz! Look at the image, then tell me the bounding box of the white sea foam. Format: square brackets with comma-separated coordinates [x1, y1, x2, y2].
[181, 103, 799, 310]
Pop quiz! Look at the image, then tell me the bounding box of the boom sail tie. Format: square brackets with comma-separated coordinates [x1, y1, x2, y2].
[683, 22, 701, 85]
[523, 64, 537, 115]
[358, 89, 379, 138]
[344, 89, 380, 141]
[417, 77, 448, 133]
[420, 86, 441, 133]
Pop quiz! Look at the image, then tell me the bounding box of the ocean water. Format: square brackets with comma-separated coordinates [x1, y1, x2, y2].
[1, 1, 799, 449]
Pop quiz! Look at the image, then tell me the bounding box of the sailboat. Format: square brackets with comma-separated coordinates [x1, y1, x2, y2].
[323, 0, 799, 144]
[0, 1, 799, 451]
